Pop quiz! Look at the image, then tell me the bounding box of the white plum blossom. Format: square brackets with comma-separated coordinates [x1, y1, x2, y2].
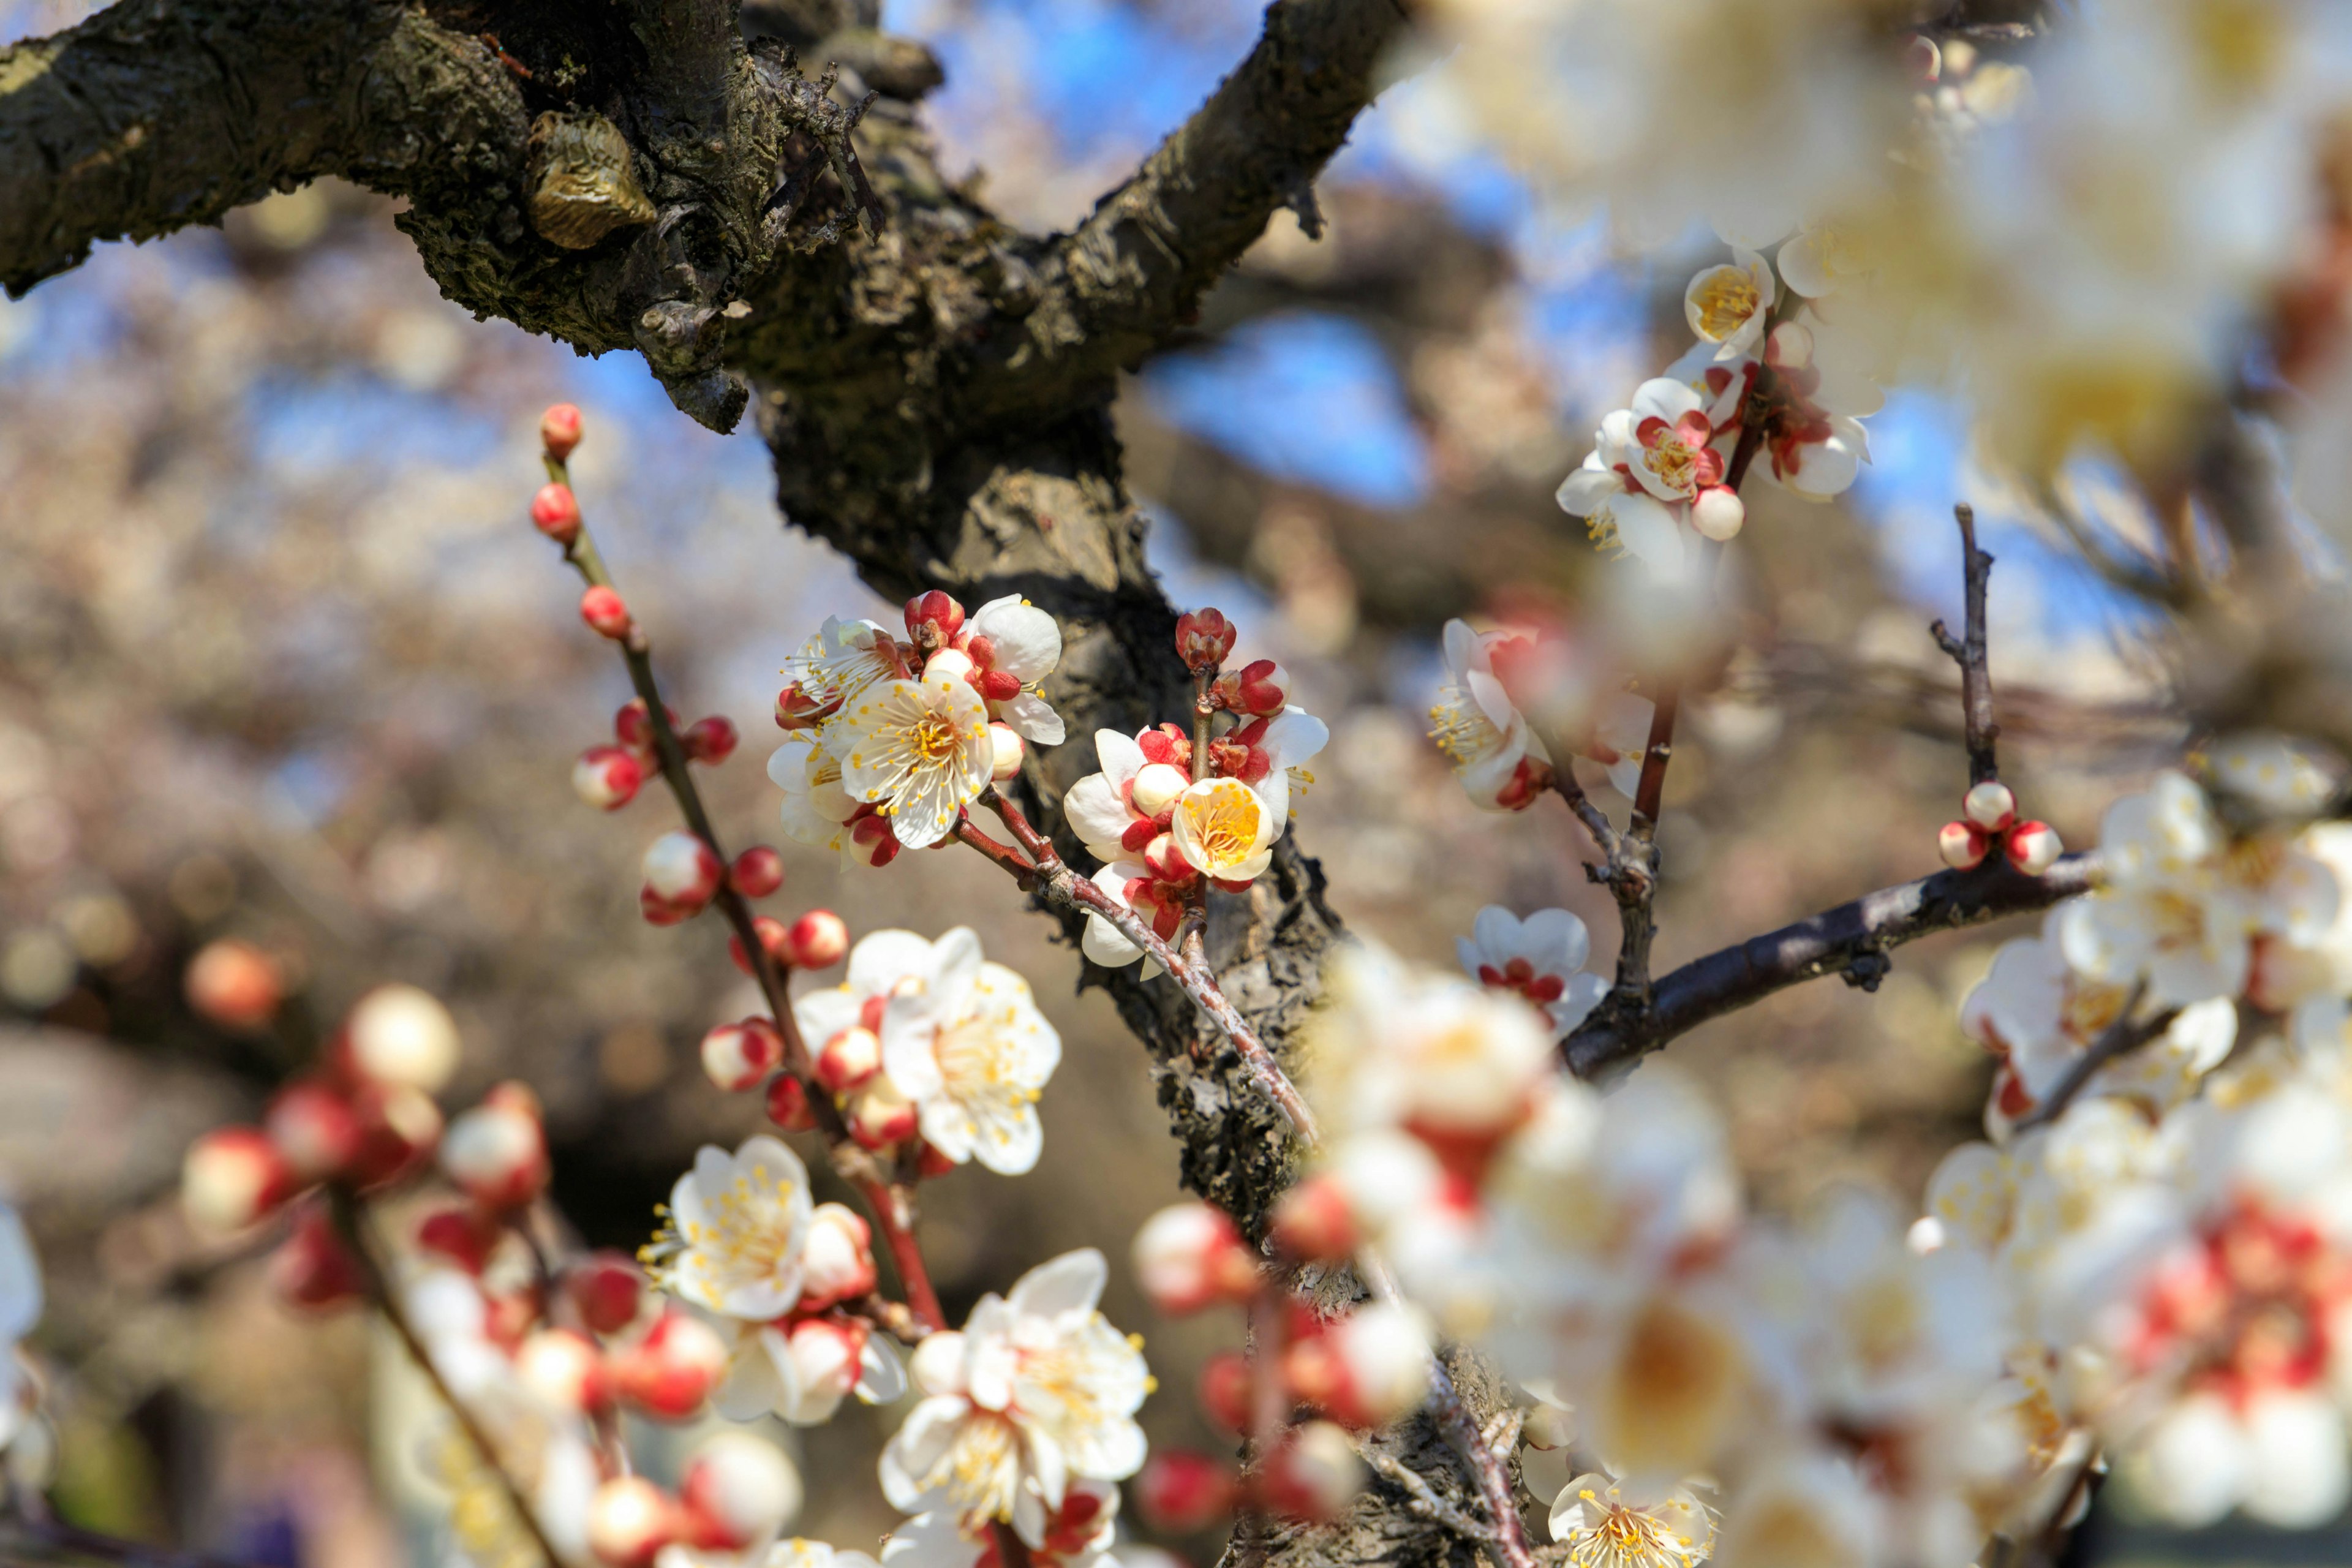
[1168, 777, 1276, 886]
[1684, 247, 1776, 359]
[882, 1480, 1121, 1568]
[1430, 619, 1552, 812]
[1548, 1469, 1716, 1568]
[961, 595, 1066, 746]
[716, 1315, 909, 1428]
[668, 1540, 884, 1568]
[769, 732, 859, 859]
[878, 1250, 1149, 1544]
[1063, 727, 1190, 865]
[1075, 861, 1164, 978]
[783, 617, 905, 718]
[832, 669, 997, 850]
[644, 1136, 815, 1321]
[1458, 907, 1610, 1037]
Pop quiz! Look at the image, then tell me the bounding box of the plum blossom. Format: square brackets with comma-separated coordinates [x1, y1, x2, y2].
[1684, 247, 1776, 359]
[671, 1542, 883, 1568]
[769, 733, 859, 860]
[1458, 907, 1610, 1037]
[1555, 379, 1741, 569]
[643, 1137, 815, 1321]
[1430, 619, 1553, 812]
[959, 595, 1066, 745]
[715, 1314, 908, 1428]
[1168, 777, 1276, 886]
[1548, 1470, 1715, 1568]
[780, 617, 906, 724]
[878, 1250, 1149, 1544]
[882, 1480, 1120, 1568]
[1063, 727, 1193, 865]
[832, 669, 996, 851]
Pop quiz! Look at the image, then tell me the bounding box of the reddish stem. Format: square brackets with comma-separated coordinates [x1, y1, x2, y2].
[859, 1177, 947, 1332]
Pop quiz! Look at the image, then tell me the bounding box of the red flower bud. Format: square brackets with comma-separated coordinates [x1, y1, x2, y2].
[265, 1079, 364, 1183]
[728, 916, 791, 976]
[1270, 1174, 1359, 1263]
[346, 1082, 443, 1189]
[440, 1090, 549, 1210]
[1199, 1351, 1252, 1433]
[764, 1073, 817, 1133]
[2008, 820, 2063, 876]
[566, 1251, 647, 1336]
[1136, 1451, 1237, 1534]
[581, 586, 632, 639]
[683, 715, 739, 764]
[1938, 820, 1990, 872]
[1231, 659, 1287, 717]
[848, 812, 901, 868]
[782, 909, 850, 970]
[185, 940, 284, 1032]
[615, 1311, 728, 1420]
[615, 699, 680, 754]
[415, 1204, 503, 1275]
[541, 403, 584, 460]
[270, 1203, 364, 1310]
[701, 1018, 784, 1092]
[588, 1476, 682, 1568]
[904, 590, 966, 651]
[183, 1126, 297, 1234]
[816, 1027, 883, 1096]
[729, 846, 784, 899]
[1175, 608, 1240, 673]
[531, 483, 582, 545]
[573, 745, 644, 810]
[644, 832, 723, 910]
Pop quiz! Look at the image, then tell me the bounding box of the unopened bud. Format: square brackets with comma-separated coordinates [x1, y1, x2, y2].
[581, 586, 633, 639]
[644, 832, 723, 909]
[909, 1330, 967, 1399]
[1765, 320, 1814, 371]
[684, 716, 739, 765]
[1198, 1351, 1251, 1433]
[730, 846, 785, 899]
[847, 1077, 918, 1150]
[541, 403, 584, 460]
[616, 1312, 728, 1420]
[566, 1251, 646, 1336]
[1175, 609, 1240, 674]
[848, 813, 901, 869]
[347, 1082, 443, 1188]
[924, 647, 975, 685]
[440, 1092, 549, 1210]
[344, 984, 461, 1092]
[989, 722, 1025, 782]
[1229, 659, 1287, 717]
[573, 745, 644, 810]
[680, 1431, 802, 1550]
[185, 939, 284, 1031]
[1131, 763, 1189, 820]
[816, 1027, 882, 1096]
[1270, 1174, 1359, 1263]
[518, 1327, 613, 1413]
[1286, 1305, 1431, 1429]
[532, 482, 582, 544]
[702, 1018, 784, 1092]
[1263, 1421, 1365, 1521]
[588, 1476, 681, 1568]
[1692, 485, 1745, 542]
[1963, 780, 2017, 831]
[183, 1126, 297, 1233]
[1137, 1451, 1237, 1533]
[729, 916, 791, 976]
[1133, 1202, 1259, 1315]
[774, 682, 831, 731]
[905, 591, 966, 652]
[270, 1204, 363, 1310]
[416, 1204, 502, 1274]
[2007, 820, 2062, 875]
[778, 1319, 867, 1425]
[801, 1202, 878, 1308]
[1938, 820, 1989, 872]
[616, 699, 679, 755]
[266, 1080, 364, 1183]
[782, 910, 849, 970]
[764, 1074, 818, 1133]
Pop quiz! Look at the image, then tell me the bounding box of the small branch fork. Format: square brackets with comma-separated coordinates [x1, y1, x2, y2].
[2008, 984, 2180, 1134]
[1931, 503, 2002, 786]
[541, 450, 946, 1333]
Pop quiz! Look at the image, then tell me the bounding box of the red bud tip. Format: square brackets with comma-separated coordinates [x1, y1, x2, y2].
[182, 1126, 298, 1234]
[683, 715, 739, 764]
[270, 1203, 364, 1311]
[729, 846, 785, 899]
[644, 831, 724, 911]
[2007, 820, 2062, 876]
[185, 939, 285, 1032]
[903, 590, 966, 651]
[1269, 1174, 1359, 1264]
[1175, 608, 1240, 673]
[581, 586, 632, 639]
[1137, 1451, 1238, 1534]
[616, 699, 680, 753]
[1197, 1351, 1252, 1433]
[440, 1091, 550, 1210]
[573, 745, 645, 810]
[1937, 820, 1989, 872]
[614, 1312, 728, 1422]
[848, 812, 902, 868]
[265, 1079, 365, 1183]
[416, 1204, 503, 1274]
[782, 910, 850, 969]
[566, 1251, 647, 1336]
[587, 1476, 682, 1568]
[532, 482, 582, 544]
[764, 1073, 818, 1132]
[701, 1018, 784, 1092]
[728, 916, 791, 976]
[541, 403, 584, 460]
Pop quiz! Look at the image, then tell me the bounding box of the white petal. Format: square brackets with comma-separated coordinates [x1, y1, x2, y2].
[1610, 491, 1687, 571]
[848, 930, 939, 997]
[970, 598, 1063, 682]
[1008, 1248, 1107, 1321]
[998, 690, 1065, 745]
[1556, 460, 1621, 518]
[1630, 378, 1705, 424]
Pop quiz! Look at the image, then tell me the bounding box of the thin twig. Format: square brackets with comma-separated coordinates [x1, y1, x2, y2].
[2009, 986, 2177, 1133]
[1366, 1449, 1499, 1544]
[1929, 503, 2001, 785]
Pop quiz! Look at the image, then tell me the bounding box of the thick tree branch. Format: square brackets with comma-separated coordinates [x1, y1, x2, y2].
[1563, 852, 2103, 1082]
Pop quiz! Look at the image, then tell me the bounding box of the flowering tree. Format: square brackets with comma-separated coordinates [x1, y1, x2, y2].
[12, 3, 2352, 1568]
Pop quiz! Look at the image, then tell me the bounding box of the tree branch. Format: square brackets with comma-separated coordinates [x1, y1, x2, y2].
[1929, 502, 2002, 785]
[1562, 853, 2103, 1082]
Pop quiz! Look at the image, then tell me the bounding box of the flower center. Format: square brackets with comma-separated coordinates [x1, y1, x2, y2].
[909, 710, 960, 764]
[1642, 435, 1702, 495]
[1691, 268, 1761, 339]
[1180, 783, 1262, 869]
[1428, 687, 1503, 764]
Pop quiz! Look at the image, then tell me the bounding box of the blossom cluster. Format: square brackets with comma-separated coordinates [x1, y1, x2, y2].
[1429, 616, 1651, 813]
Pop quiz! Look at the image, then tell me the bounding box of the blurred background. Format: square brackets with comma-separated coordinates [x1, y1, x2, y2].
[0, 0, 2264, 1563]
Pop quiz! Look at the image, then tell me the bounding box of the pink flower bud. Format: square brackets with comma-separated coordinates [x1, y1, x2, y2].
[581, 586, 633, 639]
[1136, 1450, 1237, 1533]
[848, 812, 901, 868]
[905, 590, 966, 652]
[615, 699, 679, 754]
[644, 831, 723, 908]
[1284, 1305, 1430, 1429]
[532, 482, 582, 545]
[989, 722, 1025, 781]
[1133, 1202, 1259, 1314]
[616, 1312, 728, 1420]
[701, 1018, 783, 1092]
[774, 682, 832, 730]
[1131, 762, 1189, 819]
[684, 715, 739, 764]
[779, 1319, 866, 1423]
[1269, 1174, 1359, 1264]
[764, 1073, 818, 1132]
[185, 940, 284, 1031]
[2008, 820, 2062, 875]
[1692, 485, 1746, 542]
[573, 745, 644, 810]
[802, 1202, 879, 1308]
[588, 1477, 681, 1568]
[641, 886, 692, 925]
[1938, 820, 1989, 871]
[728, 916, 790, 976]
[816, 1027, 882, 1096]
[183, 1126, 296, 1233]
[1262, 1421, 1365, 1521]
[1964, 779, 2017, 831]
[518, 1327, 613, 1414]
[1175, 608, 1240, 673]
[265, 1079, 364, 1183]
[782, 910, 849, 970]
[731, 846, 785, 898]
[346, 1082, 444, 1188]
[271, 1204, 364, 1310]
[440, 1091, 549, 1210]
[679, 1431, 801, 1550]
[924, 647, 975, 684]
[847, 1077, 918, 1151]
[1230, 659, 1287, 717]
[415, 1204, 502, 1274]
[343, 984, 461, 1092]
[565, 1251, 646, 1336]
[541, 404, 584, 460]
